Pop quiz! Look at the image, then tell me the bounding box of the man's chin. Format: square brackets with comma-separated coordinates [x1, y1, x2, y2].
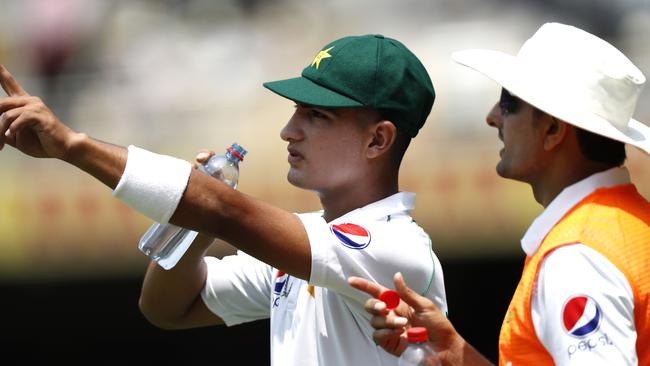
[286, 173, 304, 188]
[287, 173, 320, 192]
[495, 163, 509, 179]
[495, 163, 528, 183]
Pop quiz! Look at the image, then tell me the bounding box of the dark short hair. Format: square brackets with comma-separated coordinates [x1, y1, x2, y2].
[575, 127, 626, 166]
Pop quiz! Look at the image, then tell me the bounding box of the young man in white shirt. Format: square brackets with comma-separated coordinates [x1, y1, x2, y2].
[0, 34, 447, 365]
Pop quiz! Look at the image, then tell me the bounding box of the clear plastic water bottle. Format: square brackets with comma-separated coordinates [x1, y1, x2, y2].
[138, 143, 247, 270]
[398, 327, 441, 366]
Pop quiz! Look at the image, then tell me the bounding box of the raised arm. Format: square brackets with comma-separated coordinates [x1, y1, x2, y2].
[0, 65, 127, 187]
[0, 65, 312, 279]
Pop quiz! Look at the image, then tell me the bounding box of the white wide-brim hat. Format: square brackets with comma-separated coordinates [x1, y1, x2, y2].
[452, 22, 650, 155]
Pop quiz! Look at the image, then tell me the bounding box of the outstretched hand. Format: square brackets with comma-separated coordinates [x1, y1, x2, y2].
[349, 272, 460, 357]
[0, 64, 78, 159]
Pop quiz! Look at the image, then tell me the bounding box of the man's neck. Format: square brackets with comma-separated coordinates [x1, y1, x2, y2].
[532, 161, 616, 208]
[319, 184, 398, 223]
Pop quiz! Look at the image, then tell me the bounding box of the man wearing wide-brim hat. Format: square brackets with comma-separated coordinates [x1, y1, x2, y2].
[350, 22, 650, 365]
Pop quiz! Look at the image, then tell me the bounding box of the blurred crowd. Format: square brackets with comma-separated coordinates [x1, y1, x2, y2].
[1, 0, 649, 277]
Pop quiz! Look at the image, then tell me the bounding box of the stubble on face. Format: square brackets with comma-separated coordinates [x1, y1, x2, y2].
[495, 104, 546, 183]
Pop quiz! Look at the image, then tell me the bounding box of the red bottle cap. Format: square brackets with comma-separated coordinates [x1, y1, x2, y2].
[379, 290, 400, 310]
[406, 327, 429, 343]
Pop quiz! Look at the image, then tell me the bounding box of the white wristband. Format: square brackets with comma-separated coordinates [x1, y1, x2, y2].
[112, 145, 192, 223]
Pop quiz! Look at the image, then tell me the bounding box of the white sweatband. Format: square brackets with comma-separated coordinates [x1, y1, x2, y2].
[112, 145, 192, 223]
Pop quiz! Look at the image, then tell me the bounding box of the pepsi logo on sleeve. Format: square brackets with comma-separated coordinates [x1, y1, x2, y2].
[562, 295, 602, 337]
[330, 223, 371, 249]
[274, 271, 290, 295]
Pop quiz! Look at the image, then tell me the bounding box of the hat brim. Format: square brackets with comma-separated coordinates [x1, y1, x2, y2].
[263, 76, 363, 108]
[452, 49, 650, 155]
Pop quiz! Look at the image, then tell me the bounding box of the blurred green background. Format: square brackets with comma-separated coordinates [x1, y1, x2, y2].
[0, 0, 648, 363]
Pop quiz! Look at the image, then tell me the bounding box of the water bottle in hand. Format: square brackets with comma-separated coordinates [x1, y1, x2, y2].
[138, 143, 247, 270]
[398, 327, 441, 366]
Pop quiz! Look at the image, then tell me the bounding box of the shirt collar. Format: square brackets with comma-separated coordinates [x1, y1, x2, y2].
[520, 167, 631, 256]
[331, 192, 416, 224]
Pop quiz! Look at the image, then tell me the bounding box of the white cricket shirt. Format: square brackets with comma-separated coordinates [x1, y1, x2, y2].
[522, 167, 638, 365]
[201, 192, 447, 366]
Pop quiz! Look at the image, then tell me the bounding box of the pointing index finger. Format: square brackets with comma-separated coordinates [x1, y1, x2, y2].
[0, 65, 28, 97]
[348, 276, 389, 298]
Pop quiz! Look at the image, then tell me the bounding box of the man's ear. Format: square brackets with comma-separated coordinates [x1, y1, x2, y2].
[543, 117, 569, 151]
[367, 120, 397, 159]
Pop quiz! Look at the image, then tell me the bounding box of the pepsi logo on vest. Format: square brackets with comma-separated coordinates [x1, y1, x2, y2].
[562, 295, 602, 337]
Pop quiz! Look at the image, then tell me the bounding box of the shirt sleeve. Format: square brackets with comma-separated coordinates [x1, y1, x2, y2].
[299, 212, 447, 312]
[532, 244, 637, 365]
[201, 250, 273, 326]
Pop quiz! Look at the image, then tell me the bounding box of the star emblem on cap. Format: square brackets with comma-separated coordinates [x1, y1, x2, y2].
[311, 46, 333, 69]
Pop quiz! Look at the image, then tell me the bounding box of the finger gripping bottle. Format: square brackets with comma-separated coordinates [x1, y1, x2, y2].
[138, 143, 247, 270]
[398, 327, 441, 366]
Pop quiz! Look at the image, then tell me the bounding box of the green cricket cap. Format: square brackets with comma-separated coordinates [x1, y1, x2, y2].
[263, 34, 435, 137]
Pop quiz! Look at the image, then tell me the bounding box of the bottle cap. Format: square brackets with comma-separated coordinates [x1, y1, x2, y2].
[406, 327, 429, 343]
[227, 143, 247, 161]
[379, 290, 400, 310]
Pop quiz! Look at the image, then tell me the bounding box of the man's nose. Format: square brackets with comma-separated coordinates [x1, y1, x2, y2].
[280, 111, 303, 142]
[486, 103, 501, 128]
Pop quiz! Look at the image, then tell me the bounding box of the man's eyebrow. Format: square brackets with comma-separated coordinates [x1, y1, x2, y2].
[297, 103, 340, 118]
